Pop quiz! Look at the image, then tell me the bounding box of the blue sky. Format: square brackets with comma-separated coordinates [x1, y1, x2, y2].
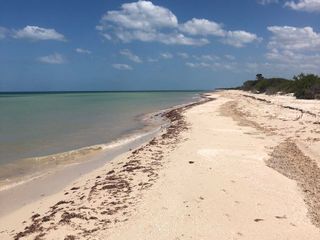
[0, 0, 319, 91]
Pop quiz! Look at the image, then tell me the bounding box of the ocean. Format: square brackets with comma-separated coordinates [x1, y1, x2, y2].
[0, 91, 201, 188]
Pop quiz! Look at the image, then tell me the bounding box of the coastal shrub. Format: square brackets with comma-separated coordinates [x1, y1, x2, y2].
[292, 73, 320, 99]
[242, 80, 259, 91]
[240, 73, 320, 99]
[241, 78, 293, 94]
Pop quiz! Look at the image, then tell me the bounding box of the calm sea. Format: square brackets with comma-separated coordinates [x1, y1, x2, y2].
[0, 91, 200, 183]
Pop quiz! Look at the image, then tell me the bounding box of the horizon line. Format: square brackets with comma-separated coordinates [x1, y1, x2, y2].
[0, 89, 213, 94]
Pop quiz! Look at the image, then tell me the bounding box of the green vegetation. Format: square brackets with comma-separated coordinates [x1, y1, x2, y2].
[240, 73, 320, 99]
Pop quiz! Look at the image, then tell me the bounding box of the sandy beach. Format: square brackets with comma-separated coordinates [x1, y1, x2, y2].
[1, 90, 320, 240]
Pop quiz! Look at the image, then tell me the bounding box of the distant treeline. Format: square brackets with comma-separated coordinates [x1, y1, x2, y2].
[240, 73, 320, 99]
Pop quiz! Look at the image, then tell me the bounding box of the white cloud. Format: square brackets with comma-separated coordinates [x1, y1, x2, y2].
[97, 1, 258, 47]
[38, 53, 66, 64]
[179, 18, 260, 47]
[266, 49, 320, 72]
[265, 25, 320, 74]
[14, 26, 65, 41]
[285, 0, 320, 12]
[112, 63, 133, 70]
[98, 0, 201, 45]
[152, 32, 208, 46]
[185, 53, 238, 71]
[75, 48, 92, 54]
[104, 26, 209, 46]
[102, 33, 112, 40]
[160, 52, 173, 59]
[120, 49, 142, 63]
[0, 27, 8, 39]
[179, 18, 225, 36]
[223, 30, 261, 47]
[101, 0, 178, 31]
[267, 26, 320, 51]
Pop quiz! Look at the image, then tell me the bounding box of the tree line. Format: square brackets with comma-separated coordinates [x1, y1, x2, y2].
[240, 73, 320, 99]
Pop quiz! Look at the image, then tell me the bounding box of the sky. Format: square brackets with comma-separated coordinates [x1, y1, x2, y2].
[0, 0, 319, 91]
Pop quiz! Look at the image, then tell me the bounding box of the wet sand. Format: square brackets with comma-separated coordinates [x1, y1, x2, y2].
[1, 90, 320, 239]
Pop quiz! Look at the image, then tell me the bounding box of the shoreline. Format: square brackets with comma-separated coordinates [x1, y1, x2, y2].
[0, 95, 213, 239]
[0, 128, 159, 217]
[0, 125, 161, 192]
[0, 94, 207, 217]
[0, 93, 203, 192]
[1, 90, 320, 239]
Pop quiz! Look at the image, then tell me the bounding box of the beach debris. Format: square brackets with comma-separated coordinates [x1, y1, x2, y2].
[254, 218, 264, 222]
[13, 97, 214, 240]
[267, 139, 320, 228]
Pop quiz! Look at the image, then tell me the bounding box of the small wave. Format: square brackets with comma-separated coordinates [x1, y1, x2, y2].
[0, 127, 160, 192]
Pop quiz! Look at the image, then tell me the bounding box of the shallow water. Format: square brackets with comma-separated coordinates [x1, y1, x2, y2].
[0, 91, 200, 166]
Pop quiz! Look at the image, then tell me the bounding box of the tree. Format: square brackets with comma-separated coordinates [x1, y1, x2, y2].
[256, 74, 264, 81]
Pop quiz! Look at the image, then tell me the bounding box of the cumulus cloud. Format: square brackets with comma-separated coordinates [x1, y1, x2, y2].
[264, 50, 320, 73]
[179, 18, 225, 36]
[266, 48, 320, 72]
[101, 0, 178, 31]
[75, 48, 91, 54]
[267, 48, 320, 63]
[38, 53, 66, 64]
[97, 1, 259, 47]
[267, 26, 320, 51]
[179, 18, 260, 47]
[14, 26, 65, 41]
[97, 0, 206, 46]
[223, 31, 261, 47]
[285, 0, 320, 12]
[120, 49, 142, 63]
[265, 25, 320, 73]
[101, 26, 208, 46]
[183, 52, 240, 71]
[112, 63, 133, 70]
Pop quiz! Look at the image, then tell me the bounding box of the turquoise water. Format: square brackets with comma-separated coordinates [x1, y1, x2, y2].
[0, 91, 200, 165]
